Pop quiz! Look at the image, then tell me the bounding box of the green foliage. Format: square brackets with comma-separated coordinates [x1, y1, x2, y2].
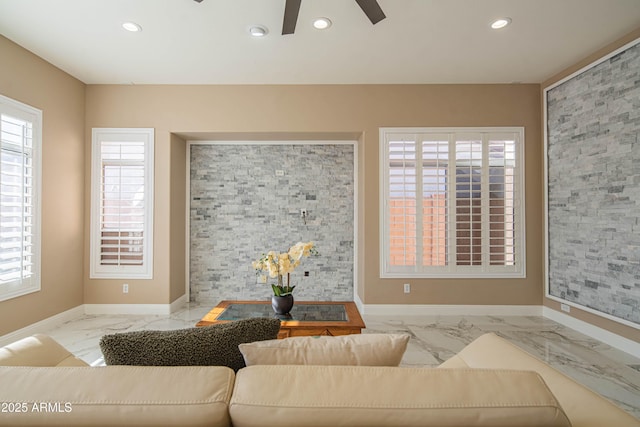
[272, 284, 296, 296]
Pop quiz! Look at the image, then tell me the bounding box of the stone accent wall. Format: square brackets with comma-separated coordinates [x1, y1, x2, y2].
[546, 41, 640, 325]
[190, 143, 354, 304]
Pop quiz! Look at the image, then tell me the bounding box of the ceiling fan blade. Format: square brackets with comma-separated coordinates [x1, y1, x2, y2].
[355, 0, 386, 25]
[282, 0, 302, 35]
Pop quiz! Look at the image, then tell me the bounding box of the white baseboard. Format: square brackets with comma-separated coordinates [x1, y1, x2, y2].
[170, 294, 188, 312]
[84, 295, 187, 315]
[84, 295, 187, 316]
[354, 293, 364, 314]
[84, 303, 167, 315]
[543, 306, 640, 358]
[0, 305, 85, 347]
[361, 304, 542, 317]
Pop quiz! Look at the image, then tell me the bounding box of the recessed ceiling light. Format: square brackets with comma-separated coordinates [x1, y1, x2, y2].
[312, 17, 332, 30]
[249, 26, 268, 37]
[491, 18, 512, 30]
[122, 22, 142, 32]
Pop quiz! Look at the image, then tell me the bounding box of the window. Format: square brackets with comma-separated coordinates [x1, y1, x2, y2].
[0, 94, 42, 301]
[380, 127, 525, 278]
[90, 128, 154, 279]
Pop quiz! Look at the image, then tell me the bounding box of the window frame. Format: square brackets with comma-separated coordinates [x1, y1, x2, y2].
[0, 94, 42, 302]
[90, 128, 154, 279]
[379, 127, 526, 279]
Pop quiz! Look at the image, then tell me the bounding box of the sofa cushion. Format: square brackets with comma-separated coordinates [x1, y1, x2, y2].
[439, 332, 640, 427]
[0, 334, 88, 367]
[0, 365, 234, 427]
[239, 333, 410, 366]
[99, 317, 281, 372]
[230, 365, 571, 427]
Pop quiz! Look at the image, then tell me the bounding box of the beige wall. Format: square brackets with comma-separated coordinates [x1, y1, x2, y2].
[169, 133, 186, 302]
[541, 28, 640, 343]
[0, 36, 85, 336]
[84, 83, 543, 307]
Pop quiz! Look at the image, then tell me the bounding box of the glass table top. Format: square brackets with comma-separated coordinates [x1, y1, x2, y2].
[217, 303, 349, 322]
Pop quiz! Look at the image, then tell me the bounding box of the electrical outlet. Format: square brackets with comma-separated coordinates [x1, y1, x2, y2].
[275, 170, 285, 176]
[403, 283, 411, 293]
[123, 283, 129, 294]
[561, 303, 570, 313]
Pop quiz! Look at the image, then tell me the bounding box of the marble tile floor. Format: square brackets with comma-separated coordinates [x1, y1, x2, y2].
[32, 303, 640, 420]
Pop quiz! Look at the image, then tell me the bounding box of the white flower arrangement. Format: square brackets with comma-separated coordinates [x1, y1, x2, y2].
[252, 241, 318, 296]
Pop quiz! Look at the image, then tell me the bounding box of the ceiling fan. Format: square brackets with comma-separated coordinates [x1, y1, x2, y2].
[192, 0, 386, 35]
[282, 0, 386, 35]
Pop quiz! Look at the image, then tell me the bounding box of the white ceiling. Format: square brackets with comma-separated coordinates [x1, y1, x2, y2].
[1, 0, 639, 85]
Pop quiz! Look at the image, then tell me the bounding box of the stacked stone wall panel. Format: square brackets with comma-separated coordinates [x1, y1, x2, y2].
[190, 143, 354, 303]
[546, 41, 640, 325]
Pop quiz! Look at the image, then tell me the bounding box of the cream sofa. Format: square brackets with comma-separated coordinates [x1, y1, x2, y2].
[0, 333, 638, 427]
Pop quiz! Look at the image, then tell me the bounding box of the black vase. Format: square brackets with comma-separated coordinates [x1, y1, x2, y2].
[271, 294, 294, 315]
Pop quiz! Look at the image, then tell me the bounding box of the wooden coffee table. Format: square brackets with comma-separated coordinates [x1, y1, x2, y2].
[196, 300, 366, 339]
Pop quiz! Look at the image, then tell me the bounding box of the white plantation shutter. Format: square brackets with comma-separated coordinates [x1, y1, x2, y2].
[488, 136, 518, 267]
[91, 129, 154, 279]
[455, 137, 483, 266]
[381, 128, 525, 278]
[388, 137, 417, 267]
[100, 142, 145, 266]
[421, 138, 448, 267]
[0, 95, 41, 301]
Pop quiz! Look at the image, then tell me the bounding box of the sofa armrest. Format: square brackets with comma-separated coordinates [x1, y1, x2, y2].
[230, 365, 570, 427]
[0, 365, 234, 427]
[439, 333, 640, 427]
[0, 334, 88, 367]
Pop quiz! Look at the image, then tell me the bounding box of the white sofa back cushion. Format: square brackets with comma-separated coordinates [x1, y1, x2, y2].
[230, 365, 571, 427]
[0, 365, 234, 427]
[440, 333, 640, 427]
[239, 333, 410, 366]
[0, 334, 88, 367]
